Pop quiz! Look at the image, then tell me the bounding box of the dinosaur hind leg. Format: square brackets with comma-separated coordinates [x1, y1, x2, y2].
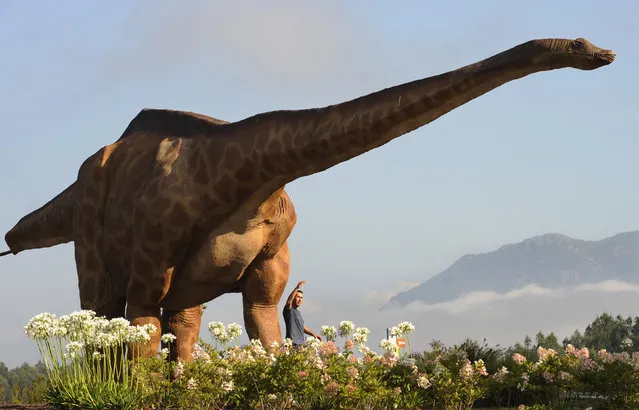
[124, 231, 175, 360]
[239, 241, 291, 348]
[161, 305, 203, 363]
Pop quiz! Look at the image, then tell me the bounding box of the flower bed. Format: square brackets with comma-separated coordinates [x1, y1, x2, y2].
[24, 311, 639, 409]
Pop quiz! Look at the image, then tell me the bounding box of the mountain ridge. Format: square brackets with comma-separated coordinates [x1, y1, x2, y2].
[382, 230, 639, 310]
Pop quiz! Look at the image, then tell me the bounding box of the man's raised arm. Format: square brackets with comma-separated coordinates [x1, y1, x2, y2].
[285, 280, 305, 309]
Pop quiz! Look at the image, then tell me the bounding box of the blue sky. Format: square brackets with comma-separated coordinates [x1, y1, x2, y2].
[1, 1, 638, 366]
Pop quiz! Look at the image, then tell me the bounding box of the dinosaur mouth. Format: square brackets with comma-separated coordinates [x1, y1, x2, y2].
[597, 50, 616, 65]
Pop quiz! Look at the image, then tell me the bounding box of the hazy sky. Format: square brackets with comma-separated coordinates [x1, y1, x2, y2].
[1, 1, 638, 367]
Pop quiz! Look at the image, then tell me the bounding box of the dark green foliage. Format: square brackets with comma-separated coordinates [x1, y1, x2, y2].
[455, 338, 505, 374]
[0, 361, 48, 403]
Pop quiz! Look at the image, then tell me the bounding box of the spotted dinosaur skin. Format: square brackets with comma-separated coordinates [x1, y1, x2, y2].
[3, 38, 615, 361]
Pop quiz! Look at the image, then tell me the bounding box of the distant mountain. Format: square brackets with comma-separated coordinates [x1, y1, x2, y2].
[382, 230, 639, 310]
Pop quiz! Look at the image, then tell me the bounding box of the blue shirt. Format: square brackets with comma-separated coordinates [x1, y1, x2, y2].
[282, 305, 305, 345]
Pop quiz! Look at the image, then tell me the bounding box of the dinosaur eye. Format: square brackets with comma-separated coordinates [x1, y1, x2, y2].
[571, 39, 586, 51]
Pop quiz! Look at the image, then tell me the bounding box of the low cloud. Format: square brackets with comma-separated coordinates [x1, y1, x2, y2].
[575, 280, 639, 293]
[401, 280, 639, 315]
[364, 281, 421, 304]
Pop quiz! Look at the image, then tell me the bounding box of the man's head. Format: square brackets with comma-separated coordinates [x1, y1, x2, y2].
[293, 290, 304, 308]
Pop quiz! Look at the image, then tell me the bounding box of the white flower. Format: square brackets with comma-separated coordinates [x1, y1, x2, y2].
[248, 339, 266, 357]
[396, 321, 415, 335]
[160, 348, 170, 359]
[64, 341, 85, 360]
[95, 332, 118, 348]
[417, 374, 431, 389]
[267, 393, 277, 401]
[59, 310, 98, 341]
[305, 336, 321, 350]
[161, 333, 177, 344]
[186, 377, 198, 390]
[25, 313, 58, 340]
[207, 321, 230, 343]
[338, 321, 354, 338]
[227, 323, 242, 339]
[191, 343, 212, 363]
[379, 339, 396, 354]
[321, 325, 337, 341]
[143, 323, 158, 337]
[216, 367, 233, 378]
[221, 380, 234, 392]
[352, 327, 370, 345]
[126, 326, 152, 343]
[281, 338, 293, 350]
[174, 361, 184, 379]
[107, 318, 133, 343]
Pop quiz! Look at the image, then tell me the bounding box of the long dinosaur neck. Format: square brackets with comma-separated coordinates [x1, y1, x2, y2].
[220, 39, 576, 194]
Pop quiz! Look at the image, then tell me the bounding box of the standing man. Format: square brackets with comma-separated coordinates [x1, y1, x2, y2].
[282, 280, 322, 349]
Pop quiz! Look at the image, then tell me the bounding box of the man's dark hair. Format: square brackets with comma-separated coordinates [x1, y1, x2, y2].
[297, 290, 303, 294]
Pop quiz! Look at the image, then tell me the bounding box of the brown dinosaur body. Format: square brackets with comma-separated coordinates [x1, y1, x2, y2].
[3, 38, 615, 361]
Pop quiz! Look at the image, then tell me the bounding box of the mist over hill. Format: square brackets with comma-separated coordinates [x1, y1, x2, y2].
[383, 231, 639, 310]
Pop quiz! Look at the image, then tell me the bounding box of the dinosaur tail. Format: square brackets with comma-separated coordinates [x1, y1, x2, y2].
[4, 182, 76, 255]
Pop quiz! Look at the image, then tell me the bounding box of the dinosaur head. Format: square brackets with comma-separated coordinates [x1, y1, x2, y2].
[530, 38, 616, 71]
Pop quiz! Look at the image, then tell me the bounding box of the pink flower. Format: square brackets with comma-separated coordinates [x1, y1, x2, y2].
[557, 371, 571, 381]
[632, 352, 639, 371]
[325, 381, 340, 396]
[578, 357, 599, 371]
[538, 347, 557, 362]
[459, 361, 474, 379]
[577, 347, 590, 359]
[597, 349, 613, 363]
[512, 353, 527, 365]
[542, 371, 554, 383]
[344, 339, 355, 350]
[297, 371, 308, 380]
[380, 351, 399, 367]
[346, 366, 359, 379]
[474, 360, 488, 376]
[319, 341, 339, 357]
[491, 366, 509, 383]
[345, 384, 356, 393]
[613, 352, 630, 362]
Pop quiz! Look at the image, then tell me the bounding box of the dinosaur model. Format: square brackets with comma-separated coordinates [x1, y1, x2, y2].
[2, 38, 615, 361]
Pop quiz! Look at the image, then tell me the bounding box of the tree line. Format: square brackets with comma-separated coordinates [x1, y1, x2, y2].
[510, 312, 639, 354]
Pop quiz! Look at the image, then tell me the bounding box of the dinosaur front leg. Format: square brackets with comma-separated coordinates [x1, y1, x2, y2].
[125, 304, 161, 360]
[124, 251, 169, 360]
[74, 149, 130, 375]
[161, 305, 203, 362]
[240, 242, 290, 347]
[74, 148, 120, 315]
